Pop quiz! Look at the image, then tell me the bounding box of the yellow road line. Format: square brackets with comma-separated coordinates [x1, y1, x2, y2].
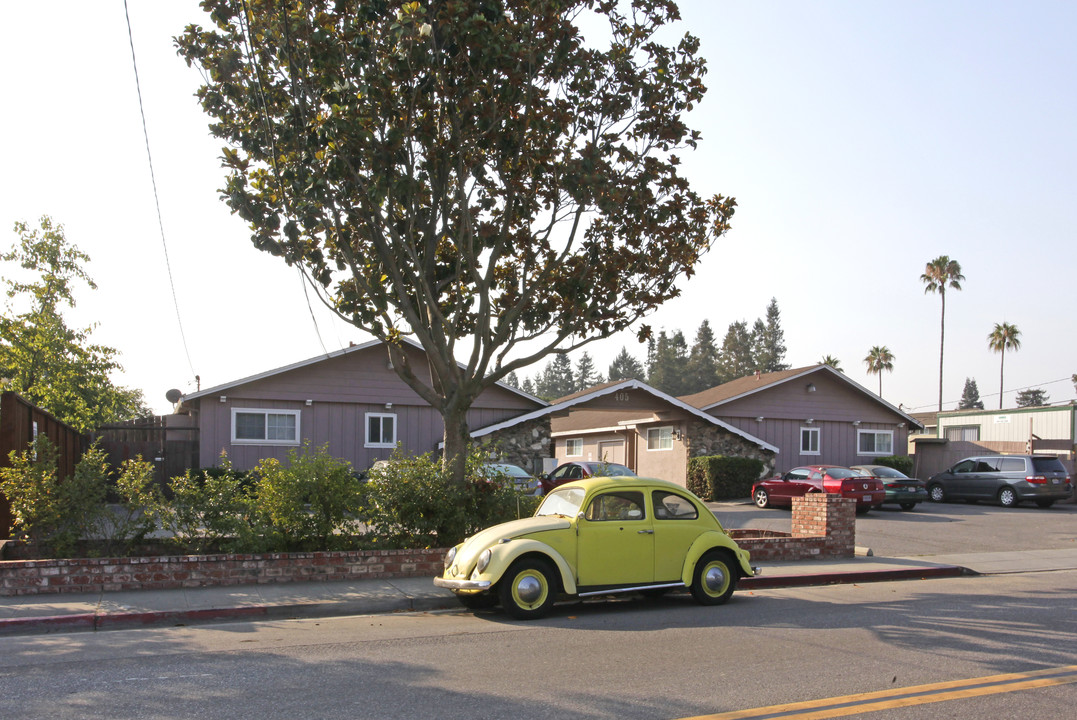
[680, 665, 1077, 720]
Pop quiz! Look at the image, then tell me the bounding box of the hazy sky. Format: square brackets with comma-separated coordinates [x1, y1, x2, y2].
[2, 1, 1074, 415]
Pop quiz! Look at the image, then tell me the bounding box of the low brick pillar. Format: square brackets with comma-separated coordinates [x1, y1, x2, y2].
[793, 493, 855, 557]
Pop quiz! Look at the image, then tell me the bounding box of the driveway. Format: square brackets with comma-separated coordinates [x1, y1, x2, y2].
[711, 499, 1077, 558]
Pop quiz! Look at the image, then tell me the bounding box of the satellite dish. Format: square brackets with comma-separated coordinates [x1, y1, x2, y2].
[165, 388, 183, 404]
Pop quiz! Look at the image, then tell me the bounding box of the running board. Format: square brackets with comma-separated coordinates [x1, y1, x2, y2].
[577, 582, 686, 598]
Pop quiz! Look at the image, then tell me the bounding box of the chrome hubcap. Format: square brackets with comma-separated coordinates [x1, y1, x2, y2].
[704, 565, 727, 593]
[516, 575, 543, 604]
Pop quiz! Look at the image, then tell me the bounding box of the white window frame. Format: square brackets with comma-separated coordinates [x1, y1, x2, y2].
[857, 429, 894, 456]
[647, 426, 674, 451]
[565, 438, 583, 457]
[231, 408, 301, 446]
[800, 426, 820, 455]
[365, 412, 397, 448]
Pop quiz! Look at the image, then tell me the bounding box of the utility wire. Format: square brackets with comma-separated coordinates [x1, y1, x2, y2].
[123, 0, 197, 382]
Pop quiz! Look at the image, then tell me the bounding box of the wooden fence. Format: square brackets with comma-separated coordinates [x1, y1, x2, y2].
[91, 415, 199, 490]
[0, 392, 88, 540]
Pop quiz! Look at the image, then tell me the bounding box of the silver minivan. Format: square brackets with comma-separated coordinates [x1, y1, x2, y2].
[927, 455, 1072, 508]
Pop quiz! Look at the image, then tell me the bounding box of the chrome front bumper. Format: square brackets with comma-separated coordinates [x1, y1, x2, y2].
[433, 577, 492, 591]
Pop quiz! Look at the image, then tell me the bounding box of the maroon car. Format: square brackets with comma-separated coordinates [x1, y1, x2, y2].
[752, 465, 885, 512]
[540, 461, 636, 494]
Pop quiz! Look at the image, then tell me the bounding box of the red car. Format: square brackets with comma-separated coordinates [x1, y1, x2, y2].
[540, 461, 636, 494]
[752, 465, 885, 512]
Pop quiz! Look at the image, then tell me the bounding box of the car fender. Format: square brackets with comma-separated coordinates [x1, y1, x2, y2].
[680, 531, 754, 586]
[481, 538, 578, 595]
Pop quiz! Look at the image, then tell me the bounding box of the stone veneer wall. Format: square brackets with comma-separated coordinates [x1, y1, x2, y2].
[479, 417, 552, 475]
[1, 495, 855, 597]
[685, 419, 776, 476]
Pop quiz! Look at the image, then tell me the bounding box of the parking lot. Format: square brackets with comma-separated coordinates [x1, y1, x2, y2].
[712, 497, 1077, 558]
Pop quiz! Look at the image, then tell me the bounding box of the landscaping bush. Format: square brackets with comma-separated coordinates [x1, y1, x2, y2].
[362, 446, 539, 548]
[158, 455, 260, 554]
[687, 455, 765, 501]
[872, 455, 914, 476]
[253, 442, 365, 551]
[0, 437, 164, 558]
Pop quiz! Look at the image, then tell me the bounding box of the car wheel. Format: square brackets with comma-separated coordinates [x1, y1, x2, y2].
[1035, 499, 1056, 509]
[499, 558, 557, 620]
[455, 592, 498, 610]
[753, 488, 770, 508]
[928, 484, 946, 503]
[998, 487, 1019, 508]
[899, 502, 917, 511]
[690, 550, 737, 606]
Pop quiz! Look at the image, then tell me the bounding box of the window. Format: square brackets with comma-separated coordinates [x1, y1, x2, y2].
[800, 427, 820, 455]
[232, 409, 300, 445]
[647, 426, 673, 451]
[653, 491, 698, 520]
[565, 438, 583, 457]
[857, 429, 893, 456]
[585, 491, 645, 521]
[365, 413, 396, 447]
[945, 426, 980, 442]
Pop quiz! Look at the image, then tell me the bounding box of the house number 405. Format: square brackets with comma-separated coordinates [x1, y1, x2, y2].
[615, 392, 630, 402]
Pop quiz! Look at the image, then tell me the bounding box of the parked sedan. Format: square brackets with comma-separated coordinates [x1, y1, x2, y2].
[540, 461, 636, 494]
[482, 463, 541, 495]
[434, 476, 757, 619]
[851, 465, 928, 511]
[752, 465, 885, 512]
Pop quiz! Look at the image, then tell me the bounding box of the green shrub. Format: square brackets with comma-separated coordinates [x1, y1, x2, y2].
[362, 446, 536, 548]
[159, 455, 259, 553]
[687, 455, 765, 501]
[253, 442, 364, 551]
[872, 455, 914, 475]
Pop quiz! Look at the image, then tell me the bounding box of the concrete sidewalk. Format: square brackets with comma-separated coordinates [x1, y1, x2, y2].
[3, 549, 1076, 636]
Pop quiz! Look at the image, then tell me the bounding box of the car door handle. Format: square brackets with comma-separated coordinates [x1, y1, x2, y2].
[638, 529, 654, 535]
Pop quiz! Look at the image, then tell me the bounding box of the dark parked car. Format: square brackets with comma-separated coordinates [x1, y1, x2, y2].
[927, 455, 1072, 508]
[851, 464, 928, 511]
[752, 465, 885, 512]
[540, 461, 636, 494]
[482, 463, 541, 495]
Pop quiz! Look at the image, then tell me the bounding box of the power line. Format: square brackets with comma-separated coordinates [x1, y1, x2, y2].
[123, 0, 197, 383]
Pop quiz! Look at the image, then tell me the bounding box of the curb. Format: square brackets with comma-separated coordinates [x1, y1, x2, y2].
[740, 565, 971, 590]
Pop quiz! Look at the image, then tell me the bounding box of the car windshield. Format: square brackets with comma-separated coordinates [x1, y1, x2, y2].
[486, 464, 530, 479]
[587, 463, 635, 477]
[865, 467, 907, 478]
[536, 487, 586, 517]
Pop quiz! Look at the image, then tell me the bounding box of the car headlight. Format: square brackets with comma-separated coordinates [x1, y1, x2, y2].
[476, 549, 492, 574]
[444, 547, 457, 570]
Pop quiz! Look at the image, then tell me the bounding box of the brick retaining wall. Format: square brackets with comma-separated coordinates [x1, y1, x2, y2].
[1, 494, 856, 597]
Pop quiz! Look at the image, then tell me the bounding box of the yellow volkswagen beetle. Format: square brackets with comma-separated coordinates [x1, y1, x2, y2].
[434, 476, 758, 619]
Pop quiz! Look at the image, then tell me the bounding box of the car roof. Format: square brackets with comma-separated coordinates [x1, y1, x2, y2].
[551, 476, 694, 495]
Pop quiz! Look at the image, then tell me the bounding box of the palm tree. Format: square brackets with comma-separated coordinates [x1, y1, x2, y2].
[988, 322, 1021, 409]
[863, 346, 895, 397]
[921, 256, 965, 411]
[819, 355, 843, 372]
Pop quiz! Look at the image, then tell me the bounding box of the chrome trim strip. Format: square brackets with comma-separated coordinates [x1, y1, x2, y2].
[578, 582, 685, 598]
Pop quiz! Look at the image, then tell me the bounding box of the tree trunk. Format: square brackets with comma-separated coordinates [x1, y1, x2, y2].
[441, 406, 472, 487]
[937, 291, 946, 412]
[999, 350, 1006, 410]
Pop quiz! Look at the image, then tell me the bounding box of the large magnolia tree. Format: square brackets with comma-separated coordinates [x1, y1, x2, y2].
[177, 0, 735, 479]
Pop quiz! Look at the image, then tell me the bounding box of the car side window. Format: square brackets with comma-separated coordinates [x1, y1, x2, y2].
[975, 460, 997, 472]
[585, 491, 645, 521]
[952, 460, 976, 474]
[653, 491, 699, 520]
[785, 469, 808, 481]
[998, 458, 1024, 472]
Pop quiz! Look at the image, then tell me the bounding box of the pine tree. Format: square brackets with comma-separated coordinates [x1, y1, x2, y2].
[608, 346, 646, 382]
[647, 330, 689, 395]
[575, 352, 603, 390]
[752, 298, 789, 373]
[1015, 388, 1048, 408]
[717, 321, 755, 383]
[958, 378, 984, 410]
[686, 320, 720, 393]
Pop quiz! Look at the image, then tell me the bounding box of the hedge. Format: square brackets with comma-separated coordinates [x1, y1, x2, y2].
[687, 455, 765, 501]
